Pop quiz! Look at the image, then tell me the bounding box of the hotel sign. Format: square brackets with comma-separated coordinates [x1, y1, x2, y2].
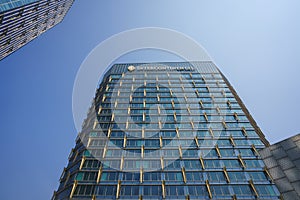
[128, 65, 195, 71]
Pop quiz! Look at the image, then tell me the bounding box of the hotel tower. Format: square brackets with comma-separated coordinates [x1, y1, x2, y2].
[53, 61, 281, 200]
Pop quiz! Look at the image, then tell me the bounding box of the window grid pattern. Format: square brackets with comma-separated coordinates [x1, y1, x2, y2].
[53, 62, 280, 200]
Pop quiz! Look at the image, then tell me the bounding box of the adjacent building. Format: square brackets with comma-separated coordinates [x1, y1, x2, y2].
[259, 133, 300, 200]
[53, 61, 281, 199]
[0, 0, 74, 60]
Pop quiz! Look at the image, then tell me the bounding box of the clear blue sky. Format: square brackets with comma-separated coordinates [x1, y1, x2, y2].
[0, 1, 299, 199]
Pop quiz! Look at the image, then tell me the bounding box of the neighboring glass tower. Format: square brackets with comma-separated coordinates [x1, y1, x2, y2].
[0, 0, 74, 60]
[53, 61, 281, 199]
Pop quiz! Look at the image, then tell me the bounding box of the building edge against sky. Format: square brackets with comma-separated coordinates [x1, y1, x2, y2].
[52, 61, 281, 199]
[0, 0, 74, 60]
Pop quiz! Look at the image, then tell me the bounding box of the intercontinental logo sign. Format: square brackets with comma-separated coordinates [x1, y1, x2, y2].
[128, 65, 195, 72]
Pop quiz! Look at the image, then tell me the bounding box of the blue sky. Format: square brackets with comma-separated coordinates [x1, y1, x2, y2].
[0, 1, 299, 199]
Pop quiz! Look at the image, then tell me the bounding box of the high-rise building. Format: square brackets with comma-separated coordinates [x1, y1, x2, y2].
[259, 133, 300, 199]
[53, 61, 281, 199]
[0, 0, 74, 60]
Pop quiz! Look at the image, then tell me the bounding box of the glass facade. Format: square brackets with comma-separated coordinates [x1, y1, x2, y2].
[0, 0, 74, 60]
[0, 0, 39, 12]
[53, 61, 280, 199]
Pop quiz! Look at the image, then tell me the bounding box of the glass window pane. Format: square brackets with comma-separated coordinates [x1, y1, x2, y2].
[165, 186, 185, 196]
[143, 185, 162, 196]
[228, 172, 246, 182]
[256, 185, 277, 196]
[188, 185, 207, 196]
[232, 185, 253, 196]
[207, 172, 226, 182]
[211, 186, 230, 197]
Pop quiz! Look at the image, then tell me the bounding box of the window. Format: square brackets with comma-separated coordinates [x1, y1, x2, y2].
[89, 132, 99, 137]
[179, 139, 196, 147]
[145, 131, 159, 138]
[165, 172, 183, 182]
[164, 123, 177, 129]
[106, 149, 122, 157]
[238, 149, 255, 157]
[127, 131, 141, 138]
[216, 139, 231, 146]
[108, 139, 123, 147]
[144, 149, 160, 158]
[143, 185, 162, 196]
[232, 185, 254, 197]
[180, 131, 194, 137]
[234, 140, 249, 146]
[164, 160, 181, 170]
[76, 172, 97, 181]
[256, 185, 277, 196]
[227, 122, 240, 128]
[237, 116, 248, 121]
[207, 172, 226, 182]
[199, 139, 215, 147]
[120, 185, 139, 196]
[123, 160, 141, 170]
[101, 172, 119, 181]
[102, 160, 120, 169]
[99, 116, 112, 122]
[228, 172, 246, 182]
[248, 172, 268, 182]
[163, 139, 179, 147]
[211, 186, 230, 197]
[123, 172, 140, 181]
[165, 185, 185, 196]
[145, 139, 160, 147]
[244, 160, 262, 168]
[127, 139, 143, 147]
[185, 171, 204, 182]
[74, 185, 95, 196]
[124, 149, 140, 158]
[237, 122, 252, 128]
[188, 185, 207, 196]
[144, 172, 161, 181]
[250, 140, 264, 146]
[83, 150, 91, 157]
[183, 149, 199, 157]
[247, 131, 258, 137]
[184, 160, 202, 169]
[196, 131, 211, 138]
[89, 149, 104, 157]
[204, 160, 221, 169]
[223, 160, 241, 169]
[202, 149, 218, 158]
[227, 130, 244, 137]
[82, 159, 101, 169]
[220, 149, 235, 157]
[161, 131, 177, 138]
[143, 160, 161, 169]
[90, 139, 106, 147]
